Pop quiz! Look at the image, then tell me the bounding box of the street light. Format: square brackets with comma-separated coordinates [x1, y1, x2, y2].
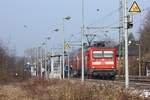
[45, 37, 51, 78]
[36, 46, 43, 77]
[41, 29, 59, 79]
[49, 29, 59, 78]
[53, 29, 59, 32]
[64, 16, 71, 20]
[62, 16, 71, 79]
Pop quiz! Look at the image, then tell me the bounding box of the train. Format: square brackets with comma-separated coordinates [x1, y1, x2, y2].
[69, 46, 117, 79]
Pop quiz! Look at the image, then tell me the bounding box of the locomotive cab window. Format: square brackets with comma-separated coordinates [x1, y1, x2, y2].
[92, 51, 103, 58]
[103, 51, 113, 58]
[92, 50, 113, 58]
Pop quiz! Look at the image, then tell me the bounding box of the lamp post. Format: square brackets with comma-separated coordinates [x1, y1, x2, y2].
[62, 16, 71, 79]
[37, 46, 43, 77]
[45, 37, 51, 78]
[47, 29, 59, 77]
[42, 42, 47, 79]
[43, 29, 59, 78]
[36, 47, 39, 77]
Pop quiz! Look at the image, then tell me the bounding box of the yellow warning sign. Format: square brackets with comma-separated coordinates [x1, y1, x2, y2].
[64, 42, 70, 49]
[129, 1, 141, 12]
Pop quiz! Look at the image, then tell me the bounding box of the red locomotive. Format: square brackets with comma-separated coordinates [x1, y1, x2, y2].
[70, 47, 117, 79]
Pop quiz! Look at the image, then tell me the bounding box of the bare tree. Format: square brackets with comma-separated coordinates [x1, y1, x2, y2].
[138, 11, 150, 75]
[0, 41, 25, 83]
[139, 11, 150, 59]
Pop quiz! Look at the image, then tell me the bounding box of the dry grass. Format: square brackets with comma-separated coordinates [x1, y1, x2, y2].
[0, 77, 149, 100]
[0, 84, 31, 100]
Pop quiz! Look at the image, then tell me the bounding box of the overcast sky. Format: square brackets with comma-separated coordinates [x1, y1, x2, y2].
[0, 0, 150, 56]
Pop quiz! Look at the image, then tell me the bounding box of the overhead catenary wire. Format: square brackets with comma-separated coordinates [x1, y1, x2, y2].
[86, 20, 119, 36]
[66, 7, 121, 48]
[87, 8, 119, 27]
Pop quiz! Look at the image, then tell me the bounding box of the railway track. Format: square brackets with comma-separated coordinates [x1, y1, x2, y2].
[71, 77, 150, 97]
[74, 76, 149, 90]
[115, 75, 150, 84]
[72, 75, 150, 89]
[71, 78, 149, 98]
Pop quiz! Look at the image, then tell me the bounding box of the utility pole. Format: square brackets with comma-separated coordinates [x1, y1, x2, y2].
[81, 1, 85, 81]
[62, 18, 65, 79]
[119, 0, 124, 71]
[123, 0, 129, 89]
[81, 0, 85, 82]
